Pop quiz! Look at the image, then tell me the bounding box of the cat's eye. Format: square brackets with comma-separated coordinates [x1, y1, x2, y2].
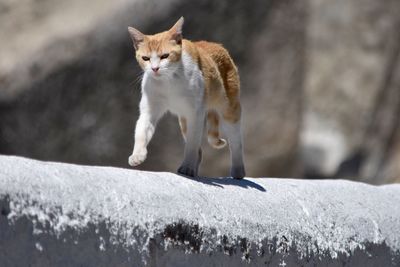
[142, 56, 150, 61]
[160, 53, 169, 59]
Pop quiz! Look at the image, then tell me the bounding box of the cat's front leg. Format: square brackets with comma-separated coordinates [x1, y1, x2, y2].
[177, 106, 206, 177]
[129, 112, 154, 166]
[128, 95, 163, 167]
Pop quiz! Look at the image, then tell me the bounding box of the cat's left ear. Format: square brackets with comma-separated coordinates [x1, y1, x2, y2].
[169, 17, 184, 45]
[128, 27, 145, 50]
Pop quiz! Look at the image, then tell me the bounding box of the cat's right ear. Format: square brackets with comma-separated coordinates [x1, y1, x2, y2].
[128, 27, 145, 50]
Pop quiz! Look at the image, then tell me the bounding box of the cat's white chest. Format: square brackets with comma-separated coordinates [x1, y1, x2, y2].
[165, 80, 193, 115]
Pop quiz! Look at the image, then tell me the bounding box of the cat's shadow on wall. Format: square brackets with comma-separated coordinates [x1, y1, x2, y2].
[179, 175, 267, 192]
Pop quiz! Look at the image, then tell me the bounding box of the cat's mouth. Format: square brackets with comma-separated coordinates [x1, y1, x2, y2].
[147, 68, 172, 79]
[150, 70, 163, 78]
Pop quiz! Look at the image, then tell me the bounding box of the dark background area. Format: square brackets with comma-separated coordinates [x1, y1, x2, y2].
[0, 0, 399, 184]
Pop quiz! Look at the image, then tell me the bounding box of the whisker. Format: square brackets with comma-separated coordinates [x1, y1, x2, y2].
[129, 71, 144, 87]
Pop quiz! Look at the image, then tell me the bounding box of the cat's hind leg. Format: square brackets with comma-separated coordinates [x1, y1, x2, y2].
[219, 62, 245, 179]
[221, 103, 246, 179]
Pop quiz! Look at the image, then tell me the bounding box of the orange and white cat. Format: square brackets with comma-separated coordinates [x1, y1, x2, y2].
[127, 17, 245, 179]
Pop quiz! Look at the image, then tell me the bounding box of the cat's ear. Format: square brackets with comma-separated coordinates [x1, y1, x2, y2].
[128, 27, 145, 50]
[169, 17, 184, 45]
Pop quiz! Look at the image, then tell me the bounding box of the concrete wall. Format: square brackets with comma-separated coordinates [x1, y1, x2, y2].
[1, 156, 399, 266]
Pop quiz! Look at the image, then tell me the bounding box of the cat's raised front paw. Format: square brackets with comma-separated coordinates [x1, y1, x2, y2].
[128, 150, 147, 167]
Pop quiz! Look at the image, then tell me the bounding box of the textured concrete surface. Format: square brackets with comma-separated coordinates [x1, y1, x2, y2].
[0, 155, 399, 266]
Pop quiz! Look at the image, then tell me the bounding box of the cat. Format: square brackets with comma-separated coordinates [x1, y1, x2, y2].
[127, 17, 245, 179]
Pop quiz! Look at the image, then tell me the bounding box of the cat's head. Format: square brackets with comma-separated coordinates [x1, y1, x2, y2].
[128, 17, 184, 78]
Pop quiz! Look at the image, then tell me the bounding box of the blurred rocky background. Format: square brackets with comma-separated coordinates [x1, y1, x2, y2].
[0, 0, 399, 184]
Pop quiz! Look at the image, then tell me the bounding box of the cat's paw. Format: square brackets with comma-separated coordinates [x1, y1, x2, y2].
[231, 165, 246, 179]
[177, 164, 198, 177]
[128, 150, 147, 167]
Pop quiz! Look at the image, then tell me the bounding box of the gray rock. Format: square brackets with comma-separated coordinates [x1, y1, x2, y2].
[1, 155, 399, 266]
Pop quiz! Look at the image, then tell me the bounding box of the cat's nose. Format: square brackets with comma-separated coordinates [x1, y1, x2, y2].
[152, 67, 159, 73]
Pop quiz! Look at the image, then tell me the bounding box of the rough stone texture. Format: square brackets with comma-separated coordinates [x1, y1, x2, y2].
[1, 156, 399, 266]
[1, 0, 400, 184]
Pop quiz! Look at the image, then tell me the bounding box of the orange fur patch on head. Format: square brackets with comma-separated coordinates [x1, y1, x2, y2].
[129, 17, 185, 68]
[134, 32, 182, 67]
